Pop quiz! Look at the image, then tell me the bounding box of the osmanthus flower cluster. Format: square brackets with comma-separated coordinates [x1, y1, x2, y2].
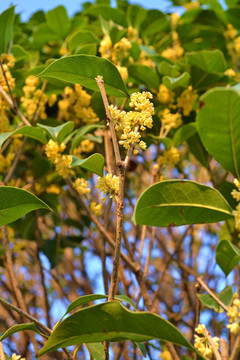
[96, 173, 119, 202]
[58, 85, 99, 126]
[11, 354, 25, 360]
[232, 179, 240, 236]
[45, 139, 73, 179]
[194, 324, 219, 358]
[227, 295, 240, 334]
[109, 91, 155, 155]
[21, 76, 57, 121]
[0, 54, 15, 132]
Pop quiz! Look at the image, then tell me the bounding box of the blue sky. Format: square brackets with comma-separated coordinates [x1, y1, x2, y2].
[0, 0, 171, 21]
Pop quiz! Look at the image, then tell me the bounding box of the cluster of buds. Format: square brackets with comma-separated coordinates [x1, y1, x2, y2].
[232, 179, 240, 236]
[194, 324, 219, 358]
[227, 295, 240, 334]
[96, 173, 119, 202]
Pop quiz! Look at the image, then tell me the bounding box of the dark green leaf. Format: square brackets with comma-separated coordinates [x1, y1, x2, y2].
[71, 124, 104, 151]
[173, 123, 197, 147]
[38, 55, 129, 98]
[186, 50, 226, 73]
[197, 286, 233, 312]
[162, 72, 190, 90]
[0, 322, 42, 342]
[216, 240, 240, 276]
[128, 64, 160, 91]
[83, 5, 127, 27]
[0, 187, 51, 226]
[159, 61, 180, 77]
[85, 343, 105, 360]
[0, 6, 15, 54]
[68, 30, 99, 52]
[0, 127, 48, 149]
[197, 88, 240, 178]
[37, 301, 203, 358]
[187, 133, 210, 168]
[70, 154, 104, 177]
[133, 180, 233, 227]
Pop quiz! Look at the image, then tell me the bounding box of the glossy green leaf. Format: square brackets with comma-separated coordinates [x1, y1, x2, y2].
[71, 124, 104, 151]
[197, 88, 240, 178]
[38, 55, 129, 98]
[128, 64, 160, 91]
[85, 343, 105, 360]
[0, 126, 48, 148]
[0, 6, 15, 54]
[37, 301, 203, 358]
[197, 286, 233, 312]
[173, 123, 197, 147]
[216, 240, 240, 276]
[37, 122, 74, 143]
[187, 133, 210, 168]
[159, 61, 180, 77]
[133, 180, 233, 227]
[46, 6, 71, 39]
[186, 50, 226, 73]
[0, 186, 51, 226]
[70, 154, 104, 177]
[68, 30, 99, 52]
[0, 322, 42, 342]
[163, 72, 190, 90]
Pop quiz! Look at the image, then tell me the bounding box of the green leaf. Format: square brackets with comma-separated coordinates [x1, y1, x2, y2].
[46, 6, 71, 39]
[187, 133, 210, 168]
[127, 5, 147, 31]
[0, 186, 51, 226]
[71, 124, 104, 151]
[173, 123, 197, 147]
[70, 154, 104, 177]
[128, 64, 160, 91]
[83, 5, 127, 27]
[159, 61, 180, 77]
[0, 322, 42, 342]
[37, 121, 74, 143]
[162, 72, 190, 90]
[133, 180, 233, 227]
[68, 30, 99, 52]
[0, 6, 15, 54]
[216, 240, 240, 276]
[186, 50, 226, 73]
[11, 45, 31, 61]
[197, 88, 240, 178]
[85, 343, 105, 360]
[197, 286, 233, 312]
[0, 126, 48, 149]
[38, 55, 129, 98]
[36, 301, 203, 358]
[149, 135, 173, 150]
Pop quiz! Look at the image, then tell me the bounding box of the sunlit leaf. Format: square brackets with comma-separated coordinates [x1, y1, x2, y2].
[197, 286, 233, 312]
[70, 154, 104, 177]
[0, 6, 15, 54]
[37, 122, 74, 143]
[162, 72, 190, 90]
[0, 323, 43, 342]
[216, 240, 240, 276]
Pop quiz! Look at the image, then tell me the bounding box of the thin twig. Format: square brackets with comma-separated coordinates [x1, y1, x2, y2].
[229, 336, 240, 360]
[221, 337, 229, 360]
[203, 328, 222, 360]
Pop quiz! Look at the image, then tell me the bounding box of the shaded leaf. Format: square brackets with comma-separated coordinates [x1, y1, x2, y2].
[70, 154, 104, 177]
[46, 6, 70, 39]
[216, 240, 240, 276]
[0, 6, 15, 54]
[173, 123, 197, 147]
[163, 72, 190, 90]
[0, 127, 48, 149]
[159, 61, 180, 77]
[37, 301, 203, 358]
[68, 30, 99, 52]
[0, 186, 51, 226]
[0, 322, 43, 342]
[186, 50, 226, 73]
[128, 64, 160, 91]
[38, 55, 129, 98]
[83, 5, 127, 27]
[187, 133, 210, 168]
[71, 124, 104, 151]
[197, 88, 240, 178]
[133, 180, 233, 227]
[197, 286, 233, 312]
[85, 343, 105, 360]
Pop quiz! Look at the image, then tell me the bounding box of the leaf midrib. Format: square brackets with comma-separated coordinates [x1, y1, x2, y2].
[139, 203, 232, 215]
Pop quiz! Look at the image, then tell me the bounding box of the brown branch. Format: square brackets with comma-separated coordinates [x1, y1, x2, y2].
[229, 336, 240, 360]
[203, 328, 222, 360]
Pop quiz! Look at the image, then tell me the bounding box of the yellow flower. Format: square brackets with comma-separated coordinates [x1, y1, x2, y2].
[224, 68, 236, 77]
[177, 86, 197, 116]
[45, 140, 66, 163]
[99, 35, 112, 59]
[54, 155, 73, 178]
[12, 354, 25, 360]
[73, 178, 90, 195]
[116, 65, 128, 82]
[157, 84, 175, 105]
[157, 147, 180, 168]
[160, 350, 172, 360]
[59, 45, 68, 56]
[46, 184, 61, 194]
[90, 201, 102, 216]
[184, 1, 200, 10]
[96, 173, 119, 201]
[194, 324, 219, 359]
[160, 109, 182, 131]
[224, 24, 237, 40]
[73, 139, 95, 155]
[1, 53, 15, 68]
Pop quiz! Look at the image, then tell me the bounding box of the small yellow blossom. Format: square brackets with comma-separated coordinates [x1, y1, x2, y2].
[224, 24, 237, 40]
[224, 68, 236, 77]
[127, 26, 138, 40]
[160, 350, 172, 360]
[227, 296, 240, 334]
[54, 155, 73, 178]
[73, 178, 90, 195]
[177, 86, 197, 116]
[117, 65, 128, 82]
[99, 35, 112, 59]
[46, 184, 61, 194]
[45, 140, 66, 163]
[0, 63, 15, 91]
[194, 324, 219, 359]
[157, 84, 175, 105]
[184, 1, 200, 10]
[90, 201, 102, 216]
[12, 354, 25, 360]
[160, 109, 182, 131]
[1, 53, 16, 68]
[96, 173, 119, 201]
[74, 139, 95, 155]
[157, 147, 180, 168]
[59, 45, 68, 56]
